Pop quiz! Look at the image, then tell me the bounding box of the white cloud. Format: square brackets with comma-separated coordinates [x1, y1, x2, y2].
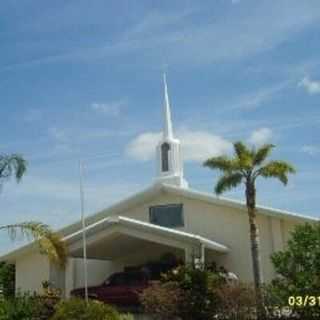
[126, 129, 232, 162]
[298, 76, 320, 95]
[248, 128, 273, 146]
[179, 129, 232, 162]
[91, 100, 125, 116]
[126, 132, 162, 161]
[301, 145, 320, 156]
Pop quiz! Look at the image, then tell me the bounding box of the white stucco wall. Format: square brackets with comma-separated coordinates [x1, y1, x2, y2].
[65, 258, 115, 297]
[109, 191, 302, 283]
[15, 252, 50, 294]
[73, 258, 113, 288]
[14, 189, 306, 295]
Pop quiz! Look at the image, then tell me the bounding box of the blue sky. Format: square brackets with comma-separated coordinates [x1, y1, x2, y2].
[1, 0, 320, 253]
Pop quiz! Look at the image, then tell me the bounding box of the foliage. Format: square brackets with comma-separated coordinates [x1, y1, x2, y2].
[0, 154, 27, 187]
[0, 293, 43, 320]
[0, 222, 67, 268]
[0, 281, 62, 320]
[203, 142, 295, 195]
[0, 152, 67, 268]
[119, 314, 134, 320]
[269, 223, 320, 318]
[141, 264, 227, 320]
[38, 281, 62, 319]
[51, 298, 120, 320]
[140, 282, 182, 319]
[215, 283, 256, 320]
[0, 263, 15, 299]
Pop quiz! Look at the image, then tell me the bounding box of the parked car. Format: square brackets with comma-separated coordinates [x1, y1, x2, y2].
[71, 271, 151, 306]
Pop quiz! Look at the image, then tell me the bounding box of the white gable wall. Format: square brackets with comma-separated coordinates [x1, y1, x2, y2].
[109, 190, 301, 283]
[15, 252, 50, 294]
[14, 190, 303, 294]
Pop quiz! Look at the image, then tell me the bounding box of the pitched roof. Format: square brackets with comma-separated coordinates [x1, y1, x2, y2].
[65, 216, 229, 254]
[0, 182, 318, 262]
[61, 182, 318, 238]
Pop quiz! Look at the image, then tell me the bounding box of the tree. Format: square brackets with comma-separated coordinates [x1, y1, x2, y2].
[0, 154, 27, 187]
[0, 222, 67, 268]
[0, 153, 67, 268]
[203, 142, 295, 318]
[270, 223, 320, 318]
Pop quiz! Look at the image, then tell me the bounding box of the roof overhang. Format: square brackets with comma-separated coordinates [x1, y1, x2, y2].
[65, 216, 229, 260]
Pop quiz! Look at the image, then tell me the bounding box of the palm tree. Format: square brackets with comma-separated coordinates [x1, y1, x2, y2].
[0, 222, 67, 268]
[204, 142, 295, 318]
[0, 153, 67, 268]
[0, 154, 27, 186]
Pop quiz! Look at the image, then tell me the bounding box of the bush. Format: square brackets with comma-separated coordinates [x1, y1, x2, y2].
[0, 293, 43, 320]
[215, 283, 256, 320]
[270, 223, 320, 318]
[0, 282, 61, 320]
[119, 314, 134, 320]
[51, 298, 120, 320]
[141, 264, 227, 320]
[0, 263, 15, 299]
[140, 282, 182, 319]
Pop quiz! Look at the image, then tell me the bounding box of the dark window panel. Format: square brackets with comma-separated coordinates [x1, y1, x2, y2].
[149, 204, 184, 228]
[161, 143, 170, 172]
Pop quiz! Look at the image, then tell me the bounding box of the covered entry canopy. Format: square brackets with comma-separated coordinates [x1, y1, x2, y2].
[65, 216, 229, 261]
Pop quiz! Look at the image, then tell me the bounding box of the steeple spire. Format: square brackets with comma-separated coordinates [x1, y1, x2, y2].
[154, 73, 189, 189]
[163, 73, 173, 139]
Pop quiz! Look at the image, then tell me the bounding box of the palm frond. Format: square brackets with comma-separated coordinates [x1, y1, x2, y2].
[215, 173, 243, 195]
[0, 154, 27, 183]
[0, 222, 67, 268]
[253, 144, 275, 166]
[256, 160, 296, 185]
[203, 156, 239, 173]
[233, 141, 253, 169]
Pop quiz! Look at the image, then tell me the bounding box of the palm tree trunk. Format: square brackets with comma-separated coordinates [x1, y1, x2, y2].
[246, 182, 265, 319]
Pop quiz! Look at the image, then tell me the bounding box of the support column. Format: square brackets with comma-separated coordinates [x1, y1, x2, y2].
[184, 246, 194, 266]
[200, 243, 205, 268]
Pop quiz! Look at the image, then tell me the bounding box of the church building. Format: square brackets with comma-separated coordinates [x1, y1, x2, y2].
[0, 76, 317, 296]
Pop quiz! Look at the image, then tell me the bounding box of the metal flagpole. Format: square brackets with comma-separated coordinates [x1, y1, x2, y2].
[79, 160, 89, 303]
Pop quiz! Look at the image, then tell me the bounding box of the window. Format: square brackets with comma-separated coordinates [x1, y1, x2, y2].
[149, 204, 184, 228]
[161, 142, 170, 172]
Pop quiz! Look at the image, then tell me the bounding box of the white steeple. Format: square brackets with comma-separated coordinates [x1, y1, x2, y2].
[155, 74, 188, 188]
[163, 73, 173, 140]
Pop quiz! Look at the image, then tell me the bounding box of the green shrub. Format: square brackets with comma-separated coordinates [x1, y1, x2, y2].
[0, 293, 42, 320]
[215, 283, 256, 320]
[141, 264, 227, 320]
[119, 314, 134, 320]
[51, 298, 120, 320]
[270, 223, 320, 318]
[140, 282, 182, 319]
[0, 263, 15, 299]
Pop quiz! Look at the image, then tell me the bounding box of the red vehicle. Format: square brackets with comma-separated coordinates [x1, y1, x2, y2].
[71, 271, 150, 306]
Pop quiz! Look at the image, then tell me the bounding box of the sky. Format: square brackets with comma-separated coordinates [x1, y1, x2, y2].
[1, 0, 320, 254]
